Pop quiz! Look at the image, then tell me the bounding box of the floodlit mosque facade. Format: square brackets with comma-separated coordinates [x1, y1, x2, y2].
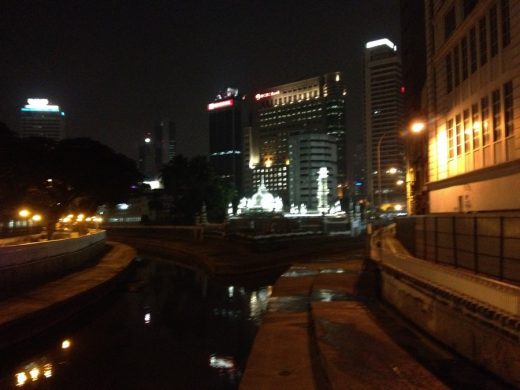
[232, 167, 342, 216]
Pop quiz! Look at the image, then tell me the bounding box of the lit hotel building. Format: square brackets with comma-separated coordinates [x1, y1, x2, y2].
[208, 88, 243, 194]
[250, 73, 347, 206]
[19, 98, 65, 140]
[364, 38, 405, 210]
[425, 0, 520, 212]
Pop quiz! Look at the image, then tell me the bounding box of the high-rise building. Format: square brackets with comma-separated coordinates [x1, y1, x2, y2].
[248, 73, 347, 204]
[424, 0, 520, 212]
[288, 133, 338, 209]
[137, 120, 176, 181]
[208, 88, 243, 194]
[19, 98, 65, 140]
[364, 39, 405, 210]
[154, 119, 176, 165]
[138, 133, 156, 180]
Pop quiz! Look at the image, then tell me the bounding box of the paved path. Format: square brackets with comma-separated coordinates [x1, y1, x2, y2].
[241, 253, 449, 390]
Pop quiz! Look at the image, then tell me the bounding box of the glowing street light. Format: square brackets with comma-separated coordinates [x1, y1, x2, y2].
[410, 121, 426, 133]
[396, 179, 404, 185]
[18, 209, 30, 218]
[387, 167, 398, 174]
[32, 214, 42, 222]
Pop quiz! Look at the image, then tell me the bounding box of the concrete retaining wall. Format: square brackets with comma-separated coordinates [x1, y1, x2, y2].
[371, 227, 520, 387]
[381, 270, 520, 387]
[0, 231, 106, 296]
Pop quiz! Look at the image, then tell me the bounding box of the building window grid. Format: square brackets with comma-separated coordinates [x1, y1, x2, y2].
[479, 17, 488, 66]
[463, 109, 471, 153]
[446, 54, 453, 93]
[492, 89, 501, 141]
[481, 97, 490, 145]
[453, 46, 460, 86]
[456, 114, 463, 156]
[448, 119, 455, 159]
[472, 103, 481, 149]
[461, 37, 469, 80]
[501, 0, 511, 47]
[489, 5, 499, 57]
[469, 28, 477, 73]
[504, 81, 514, 137]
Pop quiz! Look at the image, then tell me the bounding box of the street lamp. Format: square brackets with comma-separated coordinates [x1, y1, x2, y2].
[405, 119, 427, 214]
[376, 133, 390, 209]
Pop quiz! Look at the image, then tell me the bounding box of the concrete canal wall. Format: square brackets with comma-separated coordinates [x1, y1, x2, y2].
[370, 226, 520, 387]
[0, 231, 106, 295]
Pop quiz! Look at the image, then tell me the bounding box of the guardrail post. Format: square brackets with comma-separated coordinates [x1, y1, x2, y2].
[499, 216, 504, 280]
[453, 216, 458, 268]
[474, 217, 479, 274]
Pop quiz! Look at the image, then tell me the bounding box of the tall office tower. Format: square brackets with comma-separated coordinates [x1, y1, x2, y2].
[364, 39, 405, 210]
[288, 133, 338, 209]
[138, 133, 156, 180]
[208, 88, 243, 194]
[19, 98, 65, 140]
[424, 0, 520, 212]
[154, 119, 176, 165]
[249, 73, 347, 203]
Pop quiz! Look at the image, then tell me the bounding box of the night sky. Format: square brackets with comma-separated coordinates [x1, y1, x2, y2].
[1, 0, 400, 160]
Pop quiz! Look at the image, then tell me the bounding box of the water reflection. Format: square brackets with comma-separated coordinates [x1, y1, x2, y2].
[1, 257, 279, 389]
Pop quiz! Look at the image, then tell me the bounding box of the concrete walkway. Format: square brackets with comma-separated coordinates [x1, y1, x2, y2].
[0, 241, 135, 349]
[241, 254, 448, 390]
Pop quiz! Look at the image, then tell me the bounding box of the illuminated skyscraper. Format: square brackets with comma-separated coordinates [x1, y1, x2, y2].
[249, 73, 347, 204]
[364, 38, 405, 210]
[208, 88, 243, 194]
[19, 98, 65, 140]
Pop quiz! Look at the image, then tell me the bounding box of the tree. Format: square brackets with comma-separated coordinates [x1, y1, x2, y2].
[161, 155, 232, 224]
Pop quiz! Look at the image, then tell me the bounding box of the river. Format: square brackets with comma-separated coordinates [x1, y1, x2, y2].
[0, 255, 282, 389]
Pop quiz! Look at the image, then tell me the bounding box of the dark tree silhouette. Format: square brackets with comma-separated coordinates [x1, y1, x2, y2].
[161, 155, 232, 224]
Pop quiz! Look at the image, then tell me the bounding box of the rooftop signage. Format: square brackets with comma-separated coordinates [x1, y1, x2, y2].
[21, 98, 60, 112]
[255, 90, 280, 101]
[208, 99, 234, 111]
[365, 38, 397, 51]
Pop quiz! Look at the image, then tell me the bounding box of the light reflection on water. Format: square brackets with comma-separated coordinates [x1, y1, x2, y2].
[1, 258, 278, 389]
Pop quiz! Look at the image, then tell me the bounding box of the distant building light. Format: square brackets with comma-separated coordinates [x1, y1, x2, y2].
[116, 203, 129, 210]
[144, 137, 151, 143]
[22, 98, 60, 112]
[143, 180, 162, 190]
[400, 86, 406, 94]
[208, 99, 234, 111]
[255, 90, 280, 101]
[366, 38, 397, 51]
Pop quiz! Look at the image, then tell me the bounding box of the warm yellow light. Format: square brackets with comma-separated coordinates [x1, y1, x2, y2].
[394, 204, 403, 211]
[31, 214, 42, 222]
[18, 209, 30, 218]
[29, 367, 40, 381]
[15, 372, 28, 387]
[473, 121, 481, 132]
[43, 363, 53, 378]
[264, 158, 273, 168]
[61, 339, 71, 349]
[86, 217, 92, 222]
[387, 167, 398, 175]
[285, 159, 290, 165]
[76, 214, 85, 222]
[396, 179, 404, 185]
[410, 121, 425, 133]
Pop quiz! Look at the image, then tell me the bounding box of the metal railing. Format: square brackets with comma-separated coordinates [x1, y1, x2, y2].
[396, 214, 520, 284]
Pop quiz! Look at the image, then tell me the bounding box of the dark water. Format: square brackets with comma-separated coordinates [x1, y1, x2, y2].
[0, 256, 279, 389]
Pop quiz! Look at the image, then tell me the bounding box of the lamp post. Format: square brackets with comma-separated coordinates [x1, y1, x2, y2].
[405, 120, 426, 214]
[376, 133, 389, 209]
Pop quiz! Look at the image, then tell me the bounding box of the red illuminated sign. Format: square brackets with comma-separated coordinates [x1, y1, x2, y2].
[255, 90, 280, 101]
[208, 99, 234, 111]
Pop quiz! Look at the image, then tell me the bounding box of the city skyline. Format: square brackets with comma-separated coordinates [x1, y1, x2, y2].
[1, 0, 400, 160]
